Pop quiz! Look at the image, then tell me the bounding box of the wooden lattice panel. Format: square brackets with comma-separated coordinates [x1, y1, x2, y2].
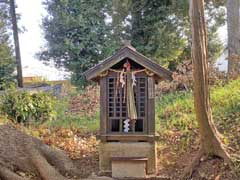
[107, 75, 147, 133]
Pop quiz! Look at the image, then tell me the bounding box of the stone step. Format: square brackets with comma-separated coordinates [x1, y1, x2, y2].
[83, 175, 170, 180]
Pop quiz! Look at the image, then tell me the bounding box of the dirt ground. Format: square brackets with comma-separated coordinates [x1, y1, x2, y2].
[0, 123, 237, 180]
[69, 136, 236, 180]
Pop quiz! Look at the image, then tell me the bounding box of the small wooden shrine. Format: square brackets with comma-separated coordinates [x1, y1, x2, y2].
[84, 44, 172, 179]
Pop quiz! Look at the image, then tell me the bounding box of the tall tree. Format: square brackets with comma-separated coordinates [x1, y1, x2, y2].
[40, 0, 117, 87]
[111, 0, 132, 42]
[227, 0, 240, 76]
[130, 0, 187, 67]
[185, 0, 235, 178]
[0, 2, 15, 90]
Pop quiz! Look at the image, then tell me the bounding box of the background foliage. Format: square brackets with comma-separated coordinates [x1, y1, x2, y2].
[39, 0, 117, 87]
[40, 0, 226, 87]
[0, 3, 16, 90]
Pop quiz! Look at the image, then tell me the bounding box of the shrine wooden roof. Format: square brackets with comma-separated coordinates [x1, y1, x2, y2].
[84, 45, 173, 81]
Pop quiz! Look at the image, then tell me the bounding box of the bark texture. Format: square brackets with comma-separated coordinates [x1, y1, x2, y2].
[185, 0, 236, 179]
[0, 124, 81, 180]
[227, 0, 240, 76]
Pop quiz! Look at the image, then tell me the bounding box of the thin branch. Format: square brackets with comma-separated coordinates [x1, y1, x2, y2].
[0, 0, 9, 4]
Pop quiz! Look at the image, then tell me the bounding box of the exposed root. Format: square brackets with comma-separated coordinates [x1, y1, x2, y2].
[39, 143, 80, 176]
[216, 146, 239, 178]
[27, 146, 67, 180]
[0, 124, 81, 180]
[181, 148, 204, 180]
[181, 145, 239, 180]
[222, 143, 236, 152]
[0, 166, 25, 180]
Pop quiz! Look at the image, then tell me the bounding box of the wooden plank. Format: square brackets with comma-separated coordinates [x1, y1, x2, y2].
[98, 134, 156, 142]
[148, 78, 154, 99]
[147, 77, 155, 135]
[100, 77, 107, 135]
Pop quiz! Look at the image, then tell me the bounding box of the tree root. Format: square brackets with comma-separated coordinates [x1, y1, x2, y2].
[0, 124, 81, 180]
[216, 145, 239, 178]
[0, 166, 25, 180]
[181, 146, 239, 180]
[181, 148, 204, 180]
[27, 146, 67, 180]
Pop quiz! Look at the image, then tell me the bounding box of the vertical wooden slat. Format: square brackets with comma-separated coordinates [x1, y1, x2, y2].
[137, 78, 140, 119]
[120, 87, 123, 132]
[147, 77, 155, 135]
[144, 77, 147, 134]
[100, 77, 107, 135]
[113, 78, 116, 118]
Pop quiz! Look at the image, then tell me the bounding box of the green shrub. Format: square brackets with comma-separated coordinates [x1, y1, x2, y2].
[0, 89, 56, 124]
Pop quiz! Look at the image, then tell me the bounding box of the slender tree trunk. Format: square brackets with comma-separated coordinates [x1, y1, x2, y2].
[227, 0, 240, 76]
[9, 0, 23, 87]
[183, 0, 235, 178]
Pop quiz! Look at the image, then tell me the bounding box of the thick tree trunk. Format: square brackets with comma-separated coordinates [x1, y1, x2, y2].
[227, 0, 240, 76]
[0, 124, 81, 180]
[190, 0, 222, 156]
[183, 0, 236, 179]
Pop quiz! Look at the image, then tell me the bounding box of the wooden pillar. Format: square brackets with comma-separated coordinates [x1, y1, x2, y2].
[100, 77, 107, 135]
[147, 77, 155, 135]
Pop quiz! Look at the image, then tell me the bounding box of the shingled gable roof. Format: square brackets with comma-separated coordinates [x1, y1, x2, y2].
[84, 45, 173, 81]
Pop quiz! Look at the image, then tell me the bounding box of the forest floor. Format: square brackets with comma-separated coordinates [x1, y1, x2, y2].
[0, 79, 240, 180]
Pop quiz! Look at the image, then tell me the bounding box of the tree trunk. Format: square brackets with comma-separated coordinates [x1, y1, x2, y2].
[0, 124, 81, 180]
[9, 0, 23, 87]
[183, 0, 236, 178]
[190, 0, 225, 156]
[227, 0, 240, 76]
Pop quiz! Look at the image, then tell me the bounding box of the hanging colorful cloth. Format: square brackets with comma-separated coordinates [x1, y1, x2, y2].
[124, 61, 138, 121]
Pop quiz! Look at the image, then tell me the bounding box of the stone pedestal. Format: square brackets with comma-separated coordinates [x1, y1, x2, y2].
[112, 158, 147, 178]
[99, 142, 157, 177]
